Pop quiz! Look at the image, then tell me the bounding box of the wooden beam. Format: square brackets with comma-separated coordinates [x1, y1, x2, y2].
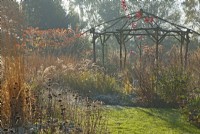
[95, 31, 182, 37]
[144, 29, 156, 42]
[158, 31, 169, 43]
[113, 33, 120, 44]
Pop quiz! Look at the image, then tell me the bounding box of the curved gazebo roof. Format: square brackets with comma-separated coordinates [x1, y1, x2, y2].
[89, 9, 200, 35]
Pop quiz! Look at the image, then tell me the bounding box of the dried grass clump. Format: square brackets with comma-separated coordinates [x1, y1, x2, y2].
[0, 55, 33, 129]
[0, 56, 4, 82]
[0, 30, 34, 132]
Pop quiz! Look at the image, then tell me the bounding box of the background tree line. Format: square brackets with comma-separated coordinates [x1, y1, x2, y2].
[1, 0, 199, 32]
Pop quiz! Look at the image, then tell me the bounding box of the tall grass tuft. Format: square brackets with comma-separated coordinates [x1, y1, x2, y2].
[0, 39, 32, 130]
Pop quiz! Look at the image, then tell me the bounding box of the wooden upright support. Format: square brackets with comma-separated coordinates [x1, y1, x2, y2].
[123, 34, 129, 69]
[0, 30, 2, 122]
[155, 27, 159, 68]
[100, 35, 105, 66]
[119, 31, 124, 70]
[155, 27, 159, 91]
[100, 34, 111, 67]
[91, 28, 97, 63]
[0, 31, 2, 52]
[184, 30, 190, 69]
[180, 32, 184, 67]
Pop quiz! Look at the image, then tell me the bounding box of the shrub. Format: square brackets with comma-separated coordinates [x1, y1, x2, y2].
[131, 65, 163, 107]
[183, 49, 200, 128]
[64, 70, 120, 96]
[157, 66, 191, 107]
[186, 96, 200, 128]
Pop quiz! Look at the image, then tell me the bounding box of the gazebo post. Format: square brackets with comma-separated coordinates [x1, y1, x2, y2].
[180, 32, 184, 67]
[119, 31, 124, 70]
[123, 34, 129, 69]
[100, 34, 105, 66]
[102, 42, 105, 66]
[184, 30, 190, 69]
[0, 30, 2, 122]
[90, 28, 97, 63]
[155, 27, 159, 68]
[100, 34, 111, 67]
[155, 27, 159, 92]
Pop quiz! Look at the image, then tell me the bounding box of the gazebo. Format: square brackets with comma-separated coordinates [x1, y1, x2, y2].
[87, 9, 200, 70]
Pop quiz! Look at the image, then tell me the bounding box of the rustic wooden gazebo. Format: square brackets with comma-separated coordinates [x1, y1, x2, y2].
[88, 9, 200, 70]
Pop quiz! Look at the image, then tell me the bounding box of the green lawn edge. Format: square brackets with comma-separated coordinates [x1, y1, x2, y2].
[106, 106, 200, 134]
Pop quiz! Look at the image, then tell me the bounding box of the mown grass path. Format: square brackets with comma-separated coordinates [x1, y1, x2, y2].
[106, 106, 200, 134]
